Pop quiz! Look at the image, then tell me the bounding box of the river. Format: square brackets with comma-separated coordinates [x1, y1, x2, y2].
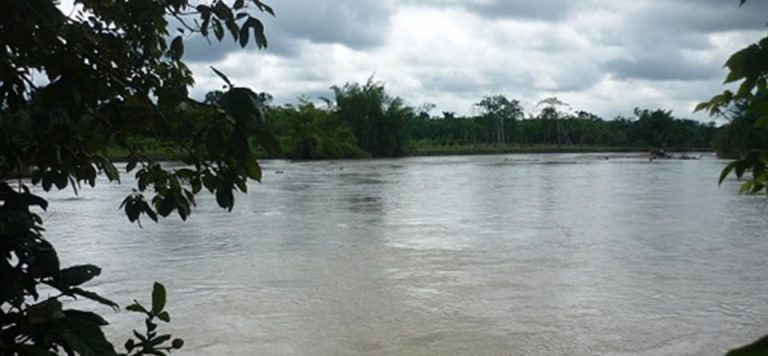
[41, 153, 768, 355]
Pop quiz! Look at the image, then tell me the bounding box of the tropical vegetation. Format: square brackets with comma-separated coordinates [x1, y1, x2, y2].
[0, 0, 276, 354]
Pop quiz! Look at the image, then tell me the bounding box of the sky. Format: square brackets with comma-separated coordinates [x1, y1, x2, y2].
[79, 1, 768, 121]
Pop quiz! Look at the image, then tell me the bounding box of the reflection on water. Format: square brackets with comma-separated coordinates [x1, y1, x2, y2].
[41, 153, 768, 355]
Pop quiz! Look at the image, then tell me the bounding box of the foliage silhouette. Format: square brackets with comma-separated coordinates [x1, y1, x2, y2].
[0, 0, 276, 354]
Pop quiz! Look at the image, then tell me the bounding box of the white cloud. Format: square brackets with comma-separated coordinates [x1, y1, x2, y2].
[185, 0, 768, 121]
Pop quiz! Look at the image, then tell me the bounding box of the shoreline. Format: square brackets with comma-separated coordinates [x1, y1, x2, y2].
[107, 144, 716, 162]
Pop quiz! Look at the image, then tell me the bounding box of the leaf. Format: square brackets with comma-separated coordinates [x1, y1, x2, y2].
[206, 126, 226, 158]
[53, 265, 102, 288]
[157, 311, 171, 322]
[173, 190, 190, 220]
[133, 330, 147, 342]
[158, 193, 176, 217]
[152, 282, 166, 315]
[233, 0, 245, 9]
[239, 20, 250, 47]
[727, 334, 768, 355]
[170, 36, 184, 60]
[63, 310, 109, 326]
[125, 339, 135, 352]
[755, 115, 768, 129]
[244, 16, 267, 49]
[126, 159, 137, 172]
[740, 181, 753, 194]
[720, 161, 737, 184]
[30, 240, 60, 278]
[124, 197, 141, 222]
[215, 181, 234, 211]
[70, 288, 120, 310]
[251, 0, 275, 16]
[141, 200, 159, 222]
[213, 18, 224, 41]
[222, 87, 261, 125]
[54, 171, 68, 189]
[734, 160, 749, 179]
[11, 346, 58, 356]
[58, 316, 119, 356]
[0, 191, 49, 210]
[27, 299, 64, 325]
[172, 339, 184, 349]
[210, 66, 233, 88]
[244, 159, 262, 181]
[150, 335, 172, 348]
[126, 301, 148, 314]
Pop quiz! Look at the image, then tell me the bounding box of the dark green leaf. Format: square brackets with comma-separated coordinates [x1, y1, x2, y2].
[172, 338, 184, 349]
[70, 288, 120, 310]
[150, 334, 172, 347]
[215, 181, 234, 211]
[53, 265, 101, 288]
[157, 311, 171, 322]
[63, 310, 109, 326]
[244, 159, 261, 181]
[239, 21, 250, 47]
[206, 126, 226, 158]
[125, 339, 135, 352]
[210, 66, 233, 88]
[151, 282, 166, 315]
[170, 36, 184, 60]
[727, 334, 768, 355]
[27, 300, 63, 325]
[720, 161, 737, 184]
[213, 18, 224, 41]
[12, 345, 58, 356]
[126, 301, 148, 314]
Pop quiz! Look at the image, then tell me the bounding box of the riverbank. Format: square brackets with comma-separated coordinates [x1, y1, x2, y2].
[105, 143, 714, 162]
[408, 143, 681, 156]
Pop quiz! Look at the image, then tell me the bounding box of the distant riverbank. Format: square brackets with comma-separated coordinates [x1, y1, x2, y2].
[407, 143, 713, 157]
[104, 143, 715, 162]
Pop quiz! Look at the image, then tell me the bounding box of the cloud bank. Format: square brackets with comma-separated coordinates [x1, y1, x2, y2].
[184, 0, 768, 121]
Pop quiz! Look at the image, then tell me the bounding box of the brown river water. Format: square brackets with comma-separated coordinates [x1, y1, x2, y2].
[40, 153, 768, 355]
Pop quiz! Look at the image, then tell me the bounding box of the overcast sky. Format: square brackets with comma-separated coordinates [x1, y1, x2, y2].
[185, 1, 765, 120]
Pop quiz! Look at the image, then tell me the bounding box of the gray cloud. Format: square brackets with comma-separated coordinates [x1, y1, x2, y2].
[182, 0, 392, 63]
[183, 0, 766, 121]
[264, 0, 391, 48]
[604, 54, 718, 81]
[183, 32, 300, 63]
[638, 0, 768, 34]
[467, 0, 577, 21]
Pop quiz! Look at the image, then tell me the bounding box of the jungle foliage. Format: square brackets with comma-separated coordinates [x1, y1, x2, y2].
[697, 0, 768, 354]
[222, 82, 718, 160]
[0, 0, 276, 354]
[697, 0, 768, 196]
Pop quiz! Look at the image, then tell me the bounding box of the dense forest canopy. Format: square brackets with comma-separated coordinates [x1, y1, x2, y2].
[197, 79, 720, 160]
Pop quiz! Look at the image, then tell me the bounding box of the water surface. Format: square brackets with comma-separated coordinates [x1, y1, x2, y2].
[42, 153, 768, 355]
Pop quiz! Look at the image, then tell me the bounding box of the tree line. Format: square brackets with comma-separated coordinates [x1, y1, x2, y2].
[198, 78, 722, 159]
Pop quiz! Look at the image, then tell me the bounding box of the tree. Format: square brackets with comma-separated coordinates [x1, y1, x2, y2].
[269, 99, 366, 159]
[0, 0, 278, 354]
[697, 1, 768, 354]
[331, 77, 413, 157]
[536, 97, 571, 148]
[697, 0, 768, 195]
[475, 95, 523, 145]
